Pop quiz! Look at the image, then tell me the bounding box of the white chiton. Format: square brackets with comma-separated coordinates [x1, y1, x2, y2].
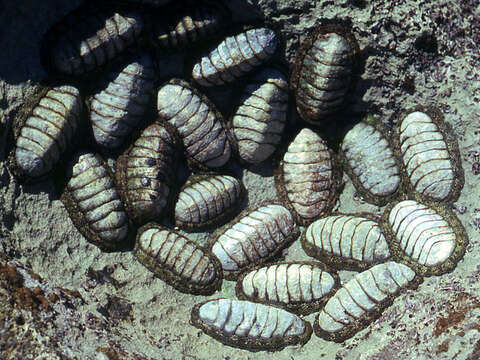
[191, 28, 277, 87]
[157, 79, 231, 169]
[61, 152, 129, 251]
[236, 262, 340, 315]
[134, 224, 222, 295]
[174, 174, 244, 231]
[115, 122, 176, 225]
[89, 53, 156, 149]
[314, 261, 419, 342]
[12, 85, 82, 181]
[231, 67, 289, 165]
[191, 298, 312, 351]
[302, 214, 391, 271]
[209, 204, 299, 280]
[275, 128, 341, 226]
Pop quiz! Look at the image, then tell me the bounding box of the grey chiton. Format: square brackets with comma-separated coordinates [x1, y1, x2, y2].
[302, 214, 391, 271]
[12, 85, 83, 181]
[134, 223, 222, 295]
[89, 53, 156, 149]
[115, 122, 176, 225]
[275, 128, 342, 226]
[236, 262, 340, 315]
[157, 79, 231, 169]
[191, 28, 278, 87]
[340, 117, 401, 205]
[209, 204, 299, 280]
[61, 152, 129, 251]
[381, 199, 468, 276]
[191, 298, 312, 351]
[174, 174, 245, 231]
[230, 67, 289, 165]
[291, 24, 359, 124]
[314, 261, 420, 342]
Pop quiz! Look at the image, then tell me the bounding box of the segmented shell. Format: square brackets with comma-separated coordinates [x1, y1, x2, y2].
[191, 298, 312, 351]
[314, 261, 418, 342]
[275, 128, 341, 226]
[231, 67, 289, 165]
[210, 204, 299, 280]
[134, 224, 222, 295]
[89, 53, 156, 149]
[191, 28, 277, 87]
[157, 79, 231, 169]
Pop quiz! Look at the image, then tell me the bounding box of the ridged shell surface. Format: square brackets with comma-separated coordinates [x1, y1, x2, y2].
[231, 68, 288, 165]
[191, 298, 312, 351]
[192, 28, 277, 87]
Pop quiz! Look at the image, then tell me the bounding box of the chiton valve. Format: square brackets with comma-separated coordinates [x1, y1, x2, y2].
[231, 67, 289, 165]
[191, 28, 278, 87]
[381, 199, 468, 276]
[174, 174, 245, 231]
[134, 224, 222, 295]
[236, 262, 340, 315]
[314, 261, 419, 342]
[209, 204, 299, 280]
[302, 214, 391, 271]
[61, 152, 129, 251]
[115, 122, 176, 225]
[89, 53, 156, 149]
[191, 298, 312, 351]
[275, 128, 342, 226]
[157, 79, 231, 169]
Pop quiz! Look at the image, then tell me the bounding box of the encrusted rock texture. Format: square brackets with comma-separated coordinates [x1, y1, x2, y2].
[1, 0, 480, 359]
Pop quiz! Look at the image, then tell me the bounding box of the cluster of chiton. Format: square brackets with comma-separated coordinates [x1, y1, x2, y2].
[8, 0, 470, 353]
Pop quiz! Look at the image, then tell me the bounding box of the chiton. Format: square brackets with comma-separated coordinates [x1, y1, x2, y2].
[236, 262, 340, 315]
[157, 79, 231, 170]
[314, 261, 420, 342]
[134, 223, 222, 295]
[209, 204, 299, 280]
[275, 128, 342, 226]
[191, 27, 278, 87]
[302, 214, 391, 271]
[230, 67, 289, 165]
[191, 298, 312, 351]
[381, 199, 468, 276]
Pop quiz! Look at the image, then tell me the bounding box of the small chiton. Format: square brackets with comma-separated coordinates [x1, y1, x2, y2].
[393, 107, 464, 202]
[302, 214, 391, 271]
[209, 204, 299, 280]
[191, 298, 312, 351]
[157, 79, 231, 170]
[236, 262, 340, 315]
[191, 27, 278, 87]
[115, 122, 176, 225]
[381, 199, 468, 276]
[275, 128, 342, 226]
[314, 261, 420, 342]
[290, 22, 359, 124]
[134, 223, 222, 295]
[174, 174, 245, 231]
[340, 116, 402, 205]
[61, 152, 130, 251]
[230, 67, 289, 165]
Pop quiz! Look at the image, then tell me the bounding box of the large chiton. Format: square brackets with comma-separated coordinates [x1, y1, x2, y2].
[209, 204, 299, 280]
[314, 261, 421, 342]
[134, 224, 222, 295]
[191, 298, 312, 351]
[275, 128, 342, 226]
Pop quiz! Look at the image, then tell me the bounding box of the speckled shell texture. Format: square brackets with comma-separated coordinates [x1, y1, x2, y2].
[191, 28, 277, 87]
[191, 298, 312, 352]
[231, 67, 289, 165]
[134, 224, 222, 295]
[157, 79, 231, 169]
